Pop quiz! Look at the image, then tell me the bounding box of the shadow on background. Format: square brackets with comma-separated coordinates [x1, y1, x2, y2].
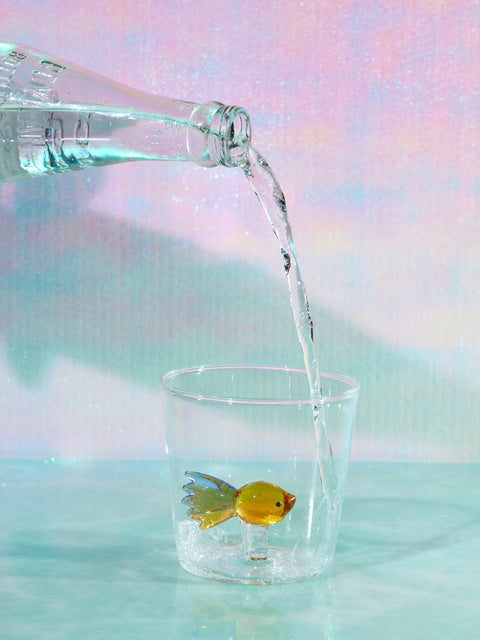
[0, 171, 476, 458]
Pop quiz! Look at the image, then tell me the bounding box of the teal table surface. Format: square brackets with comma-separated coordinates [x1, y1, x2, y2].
[0, 462, 478, 640]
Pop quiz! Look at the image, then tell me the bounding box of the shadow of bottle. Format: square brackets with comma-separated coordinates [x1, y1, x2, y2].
[0, 169, 477, 457]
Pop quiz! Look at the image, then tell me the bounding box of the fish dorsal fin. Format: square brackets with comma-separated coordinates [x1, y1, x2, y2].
[184, 471, 236, 493]
[182, 471, 237, 530]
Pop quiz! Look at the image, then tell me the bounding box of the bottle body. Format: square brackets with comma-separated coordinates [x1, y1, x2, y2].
[0, 44, 251, 181]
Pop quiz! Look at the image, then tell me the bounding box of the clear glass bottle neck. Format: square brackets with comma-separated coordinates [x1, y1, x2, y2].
[187, 101, 251, 168]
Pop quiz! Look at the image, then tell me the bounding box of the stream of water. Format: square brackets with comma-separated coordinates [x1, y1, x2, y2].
[239, 146, 337, 496]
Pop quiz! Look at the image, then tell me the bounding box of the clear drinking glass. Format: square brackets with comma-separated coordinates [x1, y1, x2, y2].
[161, 365, 359, 584]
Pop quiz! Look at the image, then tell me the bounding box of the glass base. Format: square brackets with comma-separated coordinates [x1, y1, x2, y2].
[176, 520, 329, 585]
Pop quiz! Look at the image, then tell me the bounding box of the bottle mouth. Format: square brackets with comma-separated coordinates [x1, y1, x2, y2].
[187, 101, 252, 168]
[211, 105, 251, 167]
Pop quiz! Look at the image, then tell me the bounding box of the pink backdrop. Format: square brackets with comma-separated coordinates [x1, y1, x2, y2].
[0, 1, 478, 461]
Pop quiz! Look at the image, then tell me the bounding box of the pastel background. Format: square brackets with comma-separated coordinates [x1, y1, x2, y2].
[0, 0, 478, 462]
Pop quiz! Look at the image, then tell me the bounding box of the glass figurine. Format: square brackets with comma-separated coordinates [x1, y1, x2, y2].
[182, 471, 296, 530]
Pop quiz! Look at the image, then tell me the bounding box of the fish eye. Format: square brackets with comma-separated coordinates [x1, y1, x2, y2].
[275, 501, 282, 507]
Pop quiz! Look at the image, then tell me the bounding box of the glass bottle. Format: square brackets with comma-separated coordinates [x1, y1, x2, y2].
[0, 43, 251, 181]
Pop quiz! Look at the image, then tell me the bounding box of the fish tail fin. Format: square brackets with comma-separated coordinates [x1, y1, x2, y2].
[182, 471, 237, 530]
[192, 508, 236, 530]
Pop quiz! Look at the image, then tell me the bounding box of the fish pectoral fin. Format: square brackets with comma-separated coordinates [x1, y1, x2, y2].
[192, 508, 236, 530]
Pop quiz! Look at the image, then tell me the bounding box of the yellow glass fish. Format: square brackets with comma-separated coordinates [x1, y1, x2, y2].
[182, 471, 296, 530]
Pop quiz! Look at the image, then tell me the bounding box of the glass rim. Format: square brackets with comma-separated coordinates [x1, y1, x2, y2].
[160, 365, 360, 406]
